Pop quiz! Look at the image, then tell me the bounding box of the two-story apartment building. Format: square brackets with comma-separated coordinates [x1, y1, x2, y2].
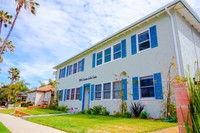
[54, 0, 200, 118]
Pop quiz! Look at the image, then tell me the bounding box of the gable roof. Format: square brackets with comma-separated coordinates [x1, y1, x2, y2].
[54, 0, 200, 69]
[27, 85, 55, 93]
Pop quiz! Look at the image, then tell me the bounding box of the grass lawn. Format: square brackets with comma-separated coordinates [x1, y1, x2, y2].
[21, 108, 63, 115]
[0, 108, 14, 114]
[26, 114, 177, 133]
[0, 122, 11, 133]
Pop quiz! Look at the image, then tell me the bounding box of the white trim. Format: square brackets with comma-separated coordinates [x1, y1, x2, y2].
[137, 29, 151, 53]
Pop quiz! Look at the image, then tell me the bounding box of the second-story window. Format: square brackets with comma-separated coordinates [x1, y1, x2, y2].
[138, 30, 150, 51]
[104, 48, 111, 63]
[113, 43, 121, 60]
[73, 63, 77, 74]
[78, 60, 82, 72]
[97, 51, 103, 66]
[69, 65, 73, 75]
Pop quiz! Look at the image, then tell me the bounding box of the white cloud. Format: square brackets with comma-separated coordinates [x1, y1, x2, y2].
[0, 0, 199, 88]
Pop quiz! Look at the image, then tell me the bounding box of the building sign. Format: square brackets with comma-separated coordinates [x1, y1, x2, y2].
[79, 76, 97, 82]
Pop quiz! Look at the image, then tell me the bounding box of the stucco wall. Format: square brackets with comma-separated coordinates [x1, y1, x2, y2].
[57, 12, 177, 118]
[26, 92, 36, 103]
[175, 12, 200, 77]
[35, 92, 45, 106]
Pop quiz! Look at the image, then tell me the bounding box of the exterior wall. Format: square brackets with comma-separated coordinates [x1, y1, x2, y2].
[57, 12, 177, 118]
[44, 91, 52, 104]
[26, 92, 36, 103]
[35, 92, 45, 106]
[174, 12, 200, 77]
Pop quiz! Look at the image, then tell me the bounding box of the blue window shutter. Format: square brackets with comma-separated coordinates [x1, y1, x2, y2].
[92, 53, 96, 68]
[121, 39, 126, 58]
[122, 79, 127, 100]
[131, 35, 137, 55]
[64, 89, 66, 101]
[154, 73, 163, 99]
[79, 87, 82, 101]
[132, 77, 139, 100]
[150, 25, 158, 48]
[91, 84, 94, 101]
[66, 66, 69, 77]
[82, 58, 85, 71]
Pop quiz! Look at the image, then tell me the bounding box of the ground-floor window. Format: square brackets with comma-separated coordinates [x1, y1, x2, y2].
[113, 81, 122, 99]
[67, 89, 70, 100]
[76, 88, 80, 100]
[140, 75, 154, 98]
[95, 84, 102, 100]
[103, 83, 111, 99]
[71, 88, 75, 100]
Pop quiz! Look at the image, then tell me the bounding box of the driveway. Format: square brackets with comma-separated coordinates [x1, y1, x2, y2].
[0, 113, 67, 133]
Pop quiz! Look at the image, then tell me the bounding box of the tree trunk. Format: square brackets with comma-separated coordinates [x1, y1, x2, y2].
[0, 5, 22, 56]
[0, 19, 2, 35]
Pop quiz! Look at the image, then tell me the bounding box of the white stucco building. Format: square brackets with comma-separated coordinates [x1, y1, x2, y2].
[54, 0, 200, 118]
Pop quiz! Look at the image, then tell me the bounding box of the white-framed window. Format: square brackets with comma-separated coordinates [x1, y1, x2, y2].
[73, 63, 77, 74]
[78, 61, 82, 72]
[95, 84, 102, 100]
[113, 81, 122, 99]
[138, 30, 150, 51]
[113, 43, 121, 60]
[71, 88, 75, 100]
[67, 89, 70, 100]
[103, 83, 111, 99]
[68, 65, 73, 75]
[97, 51, 103, 66]
[140, 75, 154, 98]
[104, 47, 111, 63]
[75, 88, 80, 100]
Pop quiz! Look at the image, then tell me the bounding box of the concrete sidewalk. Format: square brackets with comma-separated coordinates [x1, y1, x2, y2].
[0, 113, 67, 133]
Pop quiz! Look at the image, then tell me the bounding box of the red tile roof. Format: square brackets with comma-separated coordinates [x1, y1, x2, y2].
[27, 85, 55, 93]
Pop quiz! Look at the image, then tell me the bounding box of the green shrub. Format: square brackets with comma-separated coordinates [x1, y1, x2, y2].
[21, 101, 34, 107]
[102, 108, 110, 116]
[86, 108, 92, 114]
[58, 106, 69, 112]
[130, 102, 144, 117]
[123, 112, 132, 118]
[92, 105, 104, 115]
[114, 111, 123, 117]
[79, 110, 85, 114]
[140, 111, 149, 119]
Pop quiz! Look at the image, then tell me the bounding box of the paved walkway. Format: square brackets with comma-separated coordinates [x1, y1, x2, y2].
[0, 113, 67, 133]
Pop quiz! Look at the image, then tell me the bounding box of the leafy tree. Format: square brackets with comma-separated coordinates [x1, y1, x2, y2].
[8, 67, 20, 84]
[39, 79, 59, 88]
[0, 0, 39, 62]
[0, 10, 12, 34]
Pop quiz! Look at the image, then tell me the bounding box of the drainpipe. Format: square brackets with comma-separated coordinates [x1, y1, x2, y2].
[165, 7, 182, 76]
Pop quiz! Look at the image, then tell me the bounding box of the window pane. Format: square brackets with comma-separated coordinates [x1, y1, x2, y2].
[97, 52, 102, 59]
[113, 81, 122, 91]
[141, 87, 154, 97]
[138, 31, 149, 43]
[95, 84, 101, 91]
[113, 90, 121, 99]
[139, 41, 150, 51]
[73, 63, 77, 74]
[78, 61, 82, 72]
[71, 88, 75, 100]
[105, 55, 111, 63]
[76, 88, 80, 100]
[114, 44, 121, 52]
[105, 48, 111, 55]
[97, 59, 102, 65]
[114, 52, 121, 59]
[103, 83, 111, 99]
[67, 89, 70, 100]
[140, 77, 153, 87]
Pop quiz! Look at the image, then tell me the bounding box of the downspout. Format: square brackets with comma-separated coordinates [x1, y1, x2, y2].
[165, 7, 182, 76]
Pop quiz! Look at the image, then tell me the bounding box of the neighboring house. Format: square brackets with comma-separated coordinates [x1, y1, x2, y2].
[16, 92, 27, 102]
[26, 85, 55, 106]
[54, 0, 200, 118]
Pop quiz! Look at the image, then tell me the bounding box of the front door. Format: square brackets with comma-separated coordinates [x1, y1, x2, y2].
[83, 85, 90, 110]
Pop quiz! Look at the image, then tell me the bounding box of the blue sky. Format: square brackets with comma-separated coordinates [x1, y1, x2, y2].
[0, 0, 199, 89]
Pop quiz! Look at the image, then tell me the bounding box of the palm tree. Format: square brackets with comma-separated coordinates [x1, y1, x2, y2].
[0, 11, 12, 35]
[0, 0, 39, 56]
[48, 79, 59, 88]
[8, 68, 20, 84]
